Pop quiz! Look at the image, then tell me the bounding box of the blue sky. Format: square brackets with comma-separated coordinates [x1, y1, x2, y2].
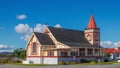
[0, 0, 120, 51]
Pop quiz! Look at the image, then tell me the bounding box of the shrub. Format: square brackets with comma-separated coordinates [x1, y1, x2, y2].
[0, 60, 8, 64]
[89, 60, 97, 64]
[66, 62, 71, 64]
[104, 59, 109, 62]
[14, 60, 22, 63]
[66, 61, 78, 65]
[70, 62, 77, 64]
[58, 61, 67, 65]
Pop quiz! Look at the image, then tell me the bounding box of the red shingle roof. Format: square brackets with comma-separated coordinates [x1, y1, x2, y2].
[103, 48, 120, 53]
[87, 15, 98, 29]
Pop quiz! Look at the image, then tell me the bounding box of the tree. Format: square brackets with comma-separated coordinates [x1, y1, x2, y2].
[104, 53, 111, 57]
[13, 48, 26, 60]
[20, 48, 26, 59]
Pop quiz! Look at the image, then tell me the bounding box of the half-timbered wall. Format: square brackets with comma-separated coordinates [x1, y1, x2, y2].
[26, 34, 41, 57]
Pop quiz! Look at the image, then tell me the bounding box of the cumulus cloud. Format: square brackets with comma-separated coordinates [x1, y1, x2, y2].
[15, 23, 62, 41]
[21, 34, 31, 41]
[15, 24, 46, 41]
[15, 24, 32, 34]
[0, 44, 16, 52]
[34, 24, 46, 32]
[16, 14, 27, 20]
[54, 24, 61, 28]
[114, 42, 120, 47]
[100, 41, 120, 48]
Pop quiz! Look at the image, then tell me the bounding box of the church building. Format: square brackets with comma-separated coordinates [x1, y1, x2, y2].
[25, 15, 103, 64]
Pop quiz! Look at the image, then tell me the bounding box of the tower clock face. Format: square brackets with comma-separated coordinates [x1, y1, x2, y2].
[87, 34, 91, 41]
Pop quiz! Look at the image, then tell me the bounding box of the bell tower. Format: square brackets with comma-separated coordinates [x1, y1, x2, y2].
[84, 15, 100, 46]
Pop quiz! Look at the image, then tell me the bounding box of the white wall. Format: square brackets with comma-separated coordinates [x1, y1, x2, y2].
[26, 58, 42, 64]
[44, 58, 58, 64]
[26, 57, 102, 64]
[26, 57, 58, 64]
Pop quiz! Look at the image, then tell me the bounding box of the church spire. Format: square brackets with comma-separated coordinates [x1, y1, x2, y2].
[87, 15, 98, 29]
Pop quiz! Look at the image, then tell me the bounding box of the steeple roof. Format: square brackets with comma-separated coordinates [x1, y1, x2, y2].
[87, 15, 98, 29]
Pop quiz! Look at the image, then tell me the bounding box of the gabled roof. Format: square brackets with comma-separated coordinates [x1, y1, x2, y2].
[87, 15, 98, 29]
[48, 27, 87, 43]
[48, 27, 101, 48]
[34, 32, 55, 45]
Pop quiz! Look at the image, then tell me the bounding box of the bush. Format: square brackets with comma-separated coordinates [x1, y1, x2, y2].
[89, 60, 97, 64]
[14, 60, 22, 63]
[70, 62, 77, 64]
[80, 59, 89, 63]
[104, 59, 109, 62]
[66, 61, 78, 65]
[58, 61, 67, 65]
[0, 60, 8, 64]
[66, 62, 71, 64]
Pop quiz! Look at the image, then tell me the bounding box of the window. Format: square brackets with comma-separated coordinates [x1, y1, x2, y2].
[32, 42, 36, 54]
[87, 49, 93, 56]
[95, 49, 98, 56]
[48, 51, 54, 56]
[79, 48, 85, 56]
[95, 49, 100, 56]
[61, 50, 68, 56]
[71, 51, 78, 56]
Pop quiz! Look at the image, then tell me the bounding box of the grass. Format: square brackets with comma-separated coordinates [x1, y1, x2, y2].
[12, 63, 57, 66]
[1, 61, 120, 66]
[77, 61, 120, 66]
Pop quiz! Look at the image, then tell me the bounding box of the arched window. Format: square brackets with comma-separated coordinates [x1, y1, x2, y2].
[32, 42, 36, 54]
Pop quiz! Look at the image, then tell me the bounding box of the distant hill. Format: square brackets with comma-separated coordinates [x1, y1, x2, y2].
[0, 52, 13, 54]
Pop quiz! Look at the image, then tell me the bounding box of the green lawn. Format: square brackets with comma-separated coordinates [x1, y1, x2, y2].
[3, 61, 120, 66]
[77, 61, 120, 65]
[13, 63, 57, 66]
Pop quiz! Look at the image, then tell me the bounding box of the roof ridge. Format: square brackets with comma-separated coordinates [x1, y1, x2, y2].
[33, 32, 45, 34]
[48, 26, 84, 32]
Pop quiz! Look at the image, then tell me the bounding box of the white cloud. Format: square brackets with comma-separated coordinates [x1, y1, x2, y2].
[0, 44, 16, 52]
[15, 24, 46, 41]
[34, 24, 46, 33]
[100, 41, 120, 48]
[21, 34, 31, 41]
[15, 24, 32, 34]
[114, 42, 120, 47]
[15, 23, 62, 41]
[54, 24, 61, 28]
[16, 14, 27, 20]
[15, 24, 33, 41]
